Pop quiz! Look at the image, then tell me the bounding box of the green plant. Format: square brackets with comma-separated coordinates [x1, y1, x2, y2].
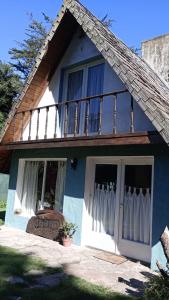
[0, 219, 4, 226]
[59, 222, 77, 239]
[0, 199, 6, 210]
[145, 274, 169, 299]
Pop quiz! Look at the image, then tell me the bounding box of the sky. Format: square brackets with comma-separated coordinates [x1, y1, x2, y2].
[0, 0, 169, 62]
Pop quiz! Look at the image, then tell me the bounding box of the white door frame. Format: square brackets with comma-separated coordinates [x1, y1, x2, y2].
[81, 156, 154, 263]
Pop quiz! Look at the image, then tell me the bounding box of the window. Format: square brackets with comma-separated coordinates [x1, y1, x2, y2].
[63, 60, 105, 134]
[17, 159, 66, 216]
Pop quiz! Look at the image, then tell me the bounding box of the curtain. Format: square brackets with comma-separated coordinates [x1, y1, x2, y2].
[67, 70, 83, 134]
[87, 64, 104, 133]
[21, 161, 39, 215]
[90, 182, 116, 236]
[54, 161, 67, 212]
[123, 186, 151, 245]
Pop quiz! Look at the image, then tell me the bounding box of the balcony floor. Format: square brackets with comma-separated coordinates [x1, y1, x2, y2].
[1, 131, 164, 150]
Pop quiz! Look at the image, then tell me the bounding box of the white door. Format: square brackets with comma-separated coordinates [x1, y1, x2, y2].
[84, 157, 153, 263]
[118, 161, 153, 262]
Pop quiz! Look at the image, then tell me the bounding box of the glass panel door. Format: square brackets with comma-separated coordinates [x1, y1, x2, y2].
[86, 162, 119, 253]
[67, 70, 83, 134]
[87, 64, 104, 133]
[118, 162, 152, 263]
[122, 165, 152, 245]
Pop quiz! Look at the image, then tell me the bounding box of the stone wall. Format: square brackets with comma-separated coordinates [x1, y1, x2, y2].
[142, 34, 169, 83]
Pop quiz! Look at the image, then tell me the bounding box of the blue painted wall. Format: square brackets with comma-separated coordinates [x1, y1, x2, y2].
[63, 159, 86, 245]
[5, 144, 169, 269]
[5, 148, 86, 244]
[151, 152, 169, 269]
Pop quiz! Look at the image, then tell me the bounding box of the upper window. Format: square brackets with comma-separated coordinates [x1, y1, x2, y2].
[16, 159, 67, 216]
[63, 60, 105, 134]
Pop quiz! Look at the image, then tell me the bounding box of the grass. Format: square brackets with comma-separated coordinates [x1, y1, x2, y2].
[0, 245, 137, 300]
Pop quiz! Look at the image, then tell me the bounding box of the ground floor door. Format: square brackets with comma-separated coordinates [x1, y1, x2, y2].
[84, 157, 153, 263]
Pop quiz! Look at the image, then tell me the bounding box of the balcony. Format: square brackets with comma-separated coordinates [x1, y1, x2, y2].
[6, 89, 161, 149]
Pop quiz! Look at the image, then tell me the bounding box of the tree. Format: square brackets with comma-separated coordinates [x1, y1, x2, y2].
[9, 13, 53, 81]
[101, 14, 114, 29]
[0, 61, 21, 130]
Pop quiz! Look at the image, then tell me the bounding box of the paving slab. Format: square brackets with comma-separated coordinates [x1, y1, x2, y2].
[0, 226, 153, 296]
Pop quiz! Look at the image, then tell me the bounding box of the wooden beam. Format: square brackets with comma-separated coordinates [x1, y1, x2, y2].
[1, 131, 164, 150]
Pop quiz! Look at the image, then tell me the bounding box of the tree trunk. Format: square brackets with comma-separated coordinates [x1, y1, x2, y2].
[156, 260, 168, 279]
[160, 226, 169, 263]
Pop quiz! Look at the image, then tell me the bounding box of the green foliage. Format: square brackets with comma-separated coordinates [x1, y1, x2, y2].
[9, 13, 53, 80]
[0, 219, 4, 226]
[145, 274, 169, 299]
[130, 46, 140, 55]
[59, 222, 78, 238]
[0, 61, 22, 129]
[101, 14, 114, 29]
[0, 199, 6, 210]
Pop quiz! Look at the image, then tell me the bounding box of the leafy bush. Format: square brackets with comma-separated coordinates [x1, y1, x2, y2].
[145, 274, 169, 299]
[0, 200, 6, 210]
[0, 219, 4, 226]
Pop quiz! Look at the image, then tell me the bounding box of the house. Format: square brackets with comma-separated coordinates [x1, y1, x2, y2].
[1, 0, 169, 270]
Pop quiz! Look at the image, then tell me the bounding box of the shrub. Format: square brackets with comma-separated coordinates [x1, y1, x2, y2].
[0, 219, 4, 226]
[145, 274, 169, 299]
[0, 200, 6, 210]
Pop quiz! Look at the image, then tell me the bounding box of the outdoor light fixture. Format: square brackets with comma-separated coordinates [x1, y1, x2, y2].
[70, 158, 78, 170]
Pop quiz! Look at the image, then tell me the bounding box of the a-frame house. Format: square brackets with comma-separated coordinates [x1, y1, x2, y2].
[1, 0, 169, 269]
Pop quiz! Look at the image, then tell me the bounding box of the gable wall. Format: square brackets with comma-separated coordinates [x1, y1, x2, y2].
[22, 28, 154, 141]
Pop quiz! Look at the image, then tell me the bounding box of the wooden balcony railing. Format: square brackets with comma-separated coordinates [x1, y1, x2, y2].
[12, 88, 140, 142]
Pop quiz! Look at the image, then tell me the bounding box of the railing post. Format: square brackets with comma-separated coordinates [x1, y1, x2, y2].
[28, 110, 32, 141]
[20, 112, 25, 141]
[84, 100, 89, 136]
[74, 101, 78, 137]
[98, 96, 103, 135]
[54, 105, 58, 139]
[113, 95, 117, 134]
[64, 103, 68, 138]
[44, 107, 49, 139]
[130, 96, 134, 133]
[36, 108, 40, 140]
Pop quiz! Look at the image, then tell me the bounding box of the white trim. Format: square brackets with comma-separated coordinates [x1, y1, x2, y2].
[14, 158, 67, 217]
[19, 158, 67, 162]
[82, 156, 154, 263]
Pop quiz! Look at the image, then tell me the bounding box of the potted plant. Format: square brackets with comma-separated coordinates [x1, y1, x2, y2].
[59, 221, 77, 247]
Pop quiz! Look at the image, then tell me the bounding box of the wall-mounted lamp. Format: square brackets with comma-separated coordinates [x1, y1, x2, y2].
[70, 158, 78, 170]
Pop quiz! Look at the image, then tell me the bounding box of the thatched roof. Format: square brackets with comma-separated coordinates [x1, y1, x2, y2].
[1, 0, 169, 144]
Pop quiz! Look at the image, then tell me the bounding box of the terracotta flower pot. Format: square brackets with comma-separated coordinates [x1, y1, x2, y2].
[62, 237, 72, 247]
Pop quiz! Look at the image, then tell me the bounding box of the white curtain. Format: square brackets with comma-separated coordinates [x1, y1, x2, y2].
[90, 182, 116, 236]
[54, 161, 67, 212]
[87, 64, 104, 133]
[123, 186, 151, 245]
[21, 161, 39, 215]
